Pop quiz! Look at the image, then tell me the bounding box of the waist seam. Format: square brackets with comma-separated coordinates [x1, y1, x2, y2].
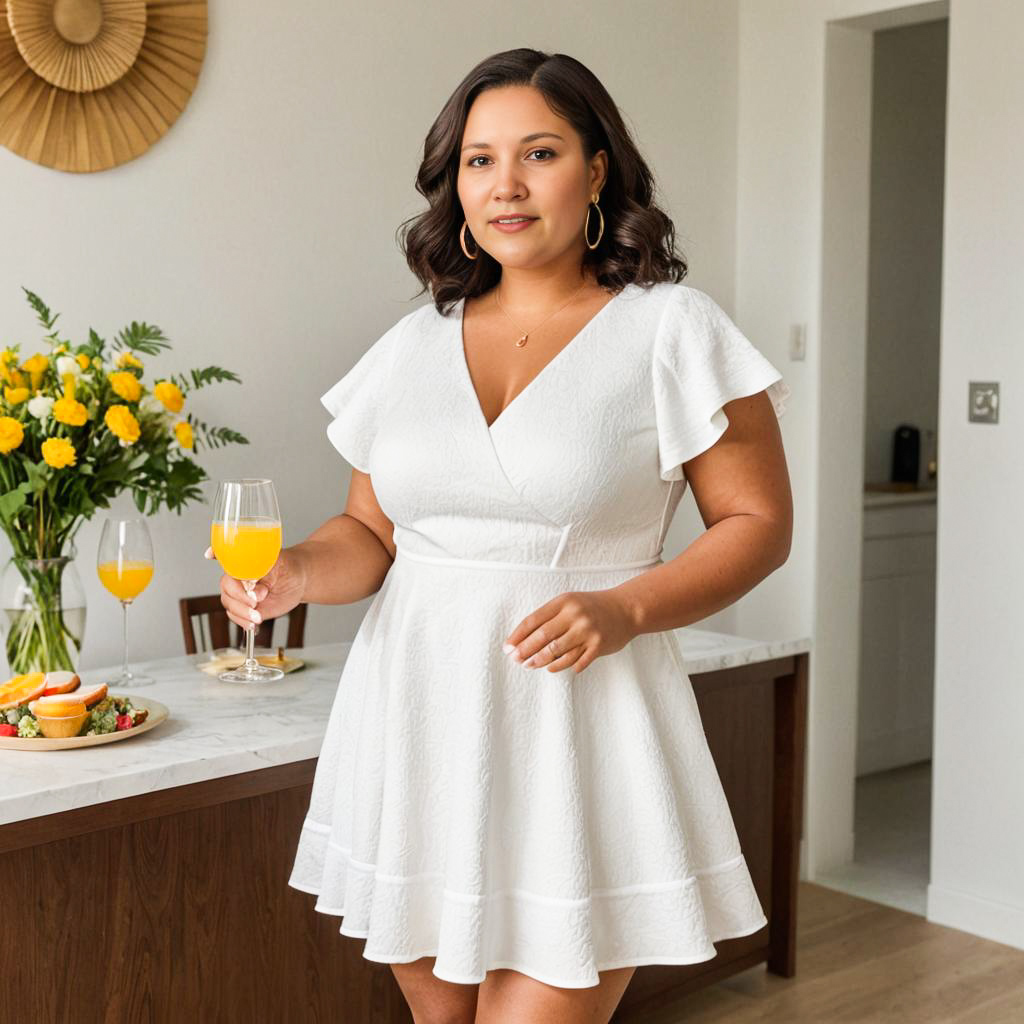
[393, 545, 661, 573]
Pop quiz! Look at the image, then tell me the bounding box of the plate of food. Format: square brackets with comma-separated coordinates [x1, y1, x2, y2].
[0, 671, 169, 750]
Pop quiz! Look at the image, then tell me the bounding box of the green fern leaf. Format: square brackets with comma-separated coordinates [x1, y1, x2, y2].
[185, 413, 249, 450]
[21, 288, 59, 331]
[187, 366, 242, 390]
[113, 321, 172, 356]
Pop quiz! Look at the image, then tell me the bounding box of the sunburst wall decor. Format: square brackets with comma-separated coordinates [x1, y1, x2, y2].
[0, 0, 207, 172]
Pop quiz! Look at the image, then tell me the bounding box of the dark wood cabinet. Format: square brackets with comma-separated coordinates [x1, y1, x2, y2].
[0, 651, 807, 1023]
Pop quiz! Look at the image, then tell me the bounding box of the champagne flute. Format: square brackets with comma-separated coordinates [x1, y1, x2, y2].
[210, 479, 284, 683]
[97, 518, 155, 688]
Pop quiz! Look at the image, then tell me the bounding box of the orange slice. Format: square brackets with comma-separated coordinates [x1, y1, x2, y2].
[0, 672, 47, 711]
[30, 696, 87, 718]
[42, 670, 81, 695]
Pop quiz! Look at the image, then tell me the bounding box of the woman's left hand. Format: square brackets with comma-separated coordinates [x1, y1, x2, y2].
[502, 589, 639, 675]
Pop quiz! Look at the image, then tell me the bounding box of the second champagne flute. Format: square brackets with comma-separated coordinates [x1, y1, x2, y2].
[97, 517, 155, 688]
[210, 478, 284, 683]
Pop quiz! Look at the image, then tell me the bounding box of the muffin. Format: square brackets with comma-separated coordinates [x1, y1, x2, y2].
[27, 696, 89, 739]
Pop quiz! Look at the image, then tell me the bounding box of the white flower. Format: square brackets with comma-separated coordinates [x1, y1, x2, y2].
[56, 355, 81, 378]
[139, 394, 163, 416]
[27, 394, 54, 420]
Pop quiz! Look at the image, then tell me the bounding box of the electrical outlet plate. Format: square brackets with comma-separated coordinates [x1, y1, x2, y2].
[969, 382, 999, 423]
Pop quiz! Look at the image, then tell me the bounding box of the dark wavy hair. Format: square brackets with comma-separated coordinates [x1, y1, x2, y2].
[397, 48, 688, 316]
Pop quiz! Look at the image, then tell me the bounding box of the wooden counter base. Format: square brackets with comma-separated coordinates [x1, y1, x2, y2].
[0, 652, 807, 1023]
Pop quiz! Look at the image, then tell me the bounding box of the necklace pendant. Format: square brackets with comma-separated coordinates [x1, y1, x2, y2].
[516, 334, 528, 347]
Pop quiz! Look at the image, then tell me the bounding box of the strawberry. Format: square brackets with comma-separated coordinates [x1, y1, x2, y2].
[115, 713, 133, 731]
[0, 723, 18, 736]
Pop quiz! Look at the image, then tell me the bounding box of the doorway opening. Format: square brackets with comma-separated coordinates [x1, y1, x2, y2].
[813, 3, 948, 917]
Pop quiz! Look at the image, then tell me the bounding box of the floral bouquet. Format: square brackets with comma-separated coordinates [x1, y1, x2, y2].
[0, 287, 248, 674]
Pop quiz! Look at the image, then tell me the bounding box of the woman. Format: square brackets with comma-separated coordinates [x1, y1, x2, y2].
[213, 47, 792, 1024]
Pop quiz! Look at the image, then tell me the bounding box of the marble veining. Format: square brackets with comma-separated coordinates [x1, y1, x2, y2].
[0, 631, 811, 827]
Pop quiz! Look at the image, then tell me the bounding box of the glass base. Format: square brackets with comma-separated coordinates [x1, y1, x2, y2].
[218, 664, 284, 683]
[111, 670, 155, 689]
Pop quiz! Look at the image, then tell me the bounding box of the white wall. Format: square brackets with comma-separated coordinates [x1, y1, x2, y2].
[738, 0, 1024, 950]
[0, 0, 750, 674]
[927, 0, 1024, 951]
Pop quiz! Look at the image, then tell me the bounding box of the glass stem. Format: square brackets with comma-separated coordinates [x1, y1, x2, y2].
[121, 599, 130, 679]
[243, 580, 258, 671]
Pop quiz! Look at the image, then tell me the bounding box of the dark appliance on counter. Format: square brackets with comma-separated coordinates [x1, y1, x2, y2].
[891, 424, 920, 484]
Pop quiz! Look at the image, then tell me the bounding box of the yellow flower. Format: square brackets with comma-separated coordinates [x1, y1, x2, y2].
[0, 351, 15, 387]
[4, 387, 29, 405]
[108, 371, 141, 403]
[21, 353, 48, 392]
[153, 379, 184, 414]
[92, 357, 103, 370]
[104, 405, 140, 444]
[174, 420, 194, 449]
[0, 416, 24, 454]
[117, 351, 143, 370]
[41, 437, 76, 469]
[53, 374, 87, 426]
[76, 353, 91, 371]
[53, 397, 88, 426]
[10, 369, 25, 388]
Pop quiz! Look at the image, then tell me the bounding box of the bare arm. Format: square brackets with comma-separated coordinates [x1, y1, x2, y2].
[290, 469, 395, 604]
[611, 390, 793, 634]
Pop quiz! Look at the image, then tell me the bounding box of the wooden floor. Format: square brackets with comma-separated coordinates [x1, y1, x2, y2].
[636, 883, 1024, 1023]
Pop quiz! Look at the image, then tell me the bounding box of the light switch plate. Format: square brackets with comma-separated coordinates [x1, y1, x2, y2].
[789, 323, 807, 361]
[969, 381, 999, 423]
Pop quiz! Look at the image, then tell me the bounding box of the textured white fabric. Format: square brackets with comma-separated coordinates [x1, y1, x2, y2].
[288, 281, 790, 988]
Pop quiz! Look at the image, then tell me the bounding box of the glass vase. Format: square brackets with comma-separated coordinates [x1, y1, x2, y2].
[0, 546, 86, 676]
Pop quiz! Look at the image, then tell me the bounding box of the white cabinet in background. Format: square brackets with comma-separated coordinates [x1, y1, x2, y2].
[857, 493, 937, 776]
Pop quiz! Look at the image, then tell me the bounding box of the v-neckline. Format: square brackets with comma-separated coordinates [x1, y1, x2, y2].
[456, 283, 632, 433]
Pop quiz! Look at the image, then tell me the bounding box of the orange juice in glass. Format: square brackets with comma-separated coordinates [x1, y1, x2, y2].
[210, 479, 284, 683]
[97, 561, 154, 601]
[97, 518, 155, 687]
[210, 519, 282, 582]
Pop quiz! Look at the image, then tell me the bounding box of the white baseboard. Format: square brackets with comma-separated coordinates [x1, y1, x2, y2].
[807, 829, 856, 877]
[927, 883, 1024, 951]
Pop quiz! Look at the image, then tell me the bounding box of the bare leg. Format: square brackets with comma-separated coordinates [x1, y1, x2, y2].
[390, 956, 480, 1024]
[475, 965, 637, 1023]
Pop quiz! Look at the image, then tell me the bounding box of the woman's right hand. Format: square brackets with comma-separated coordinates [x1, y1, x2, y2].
[205, 546, 307, 630]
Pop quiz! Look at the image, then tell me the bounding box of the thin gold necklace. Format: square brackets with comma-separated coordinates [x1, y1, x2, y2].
[493, 278, 591, 348]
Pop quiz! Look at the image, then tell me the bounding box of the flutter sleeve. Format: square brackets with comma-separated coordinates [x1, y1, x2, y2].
[320, 314, 408, 473]
[652, 286, 791, 481]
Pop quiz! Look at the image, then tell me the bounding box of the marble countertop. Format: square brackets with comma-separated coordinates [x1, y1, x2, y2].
[0, 631, 811, 828]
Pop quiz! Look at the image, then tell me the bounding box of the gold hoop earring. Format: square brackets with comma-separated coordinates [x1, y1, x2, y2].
[460, 220, 478, 260]
[584, 192, 605, 250]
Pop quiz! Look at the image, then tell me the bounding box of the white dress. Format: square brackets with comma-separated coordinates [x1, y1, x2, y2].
[288, 280, 791, 988]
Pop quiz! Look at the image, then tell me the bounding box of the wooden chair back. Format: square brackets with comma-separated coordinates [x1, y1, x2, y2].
[178, 595, 307, 655]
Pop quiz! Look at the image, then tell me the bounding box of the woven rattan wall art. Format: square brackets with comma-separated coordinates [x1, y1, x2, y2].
[0, 0, 207, 172]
